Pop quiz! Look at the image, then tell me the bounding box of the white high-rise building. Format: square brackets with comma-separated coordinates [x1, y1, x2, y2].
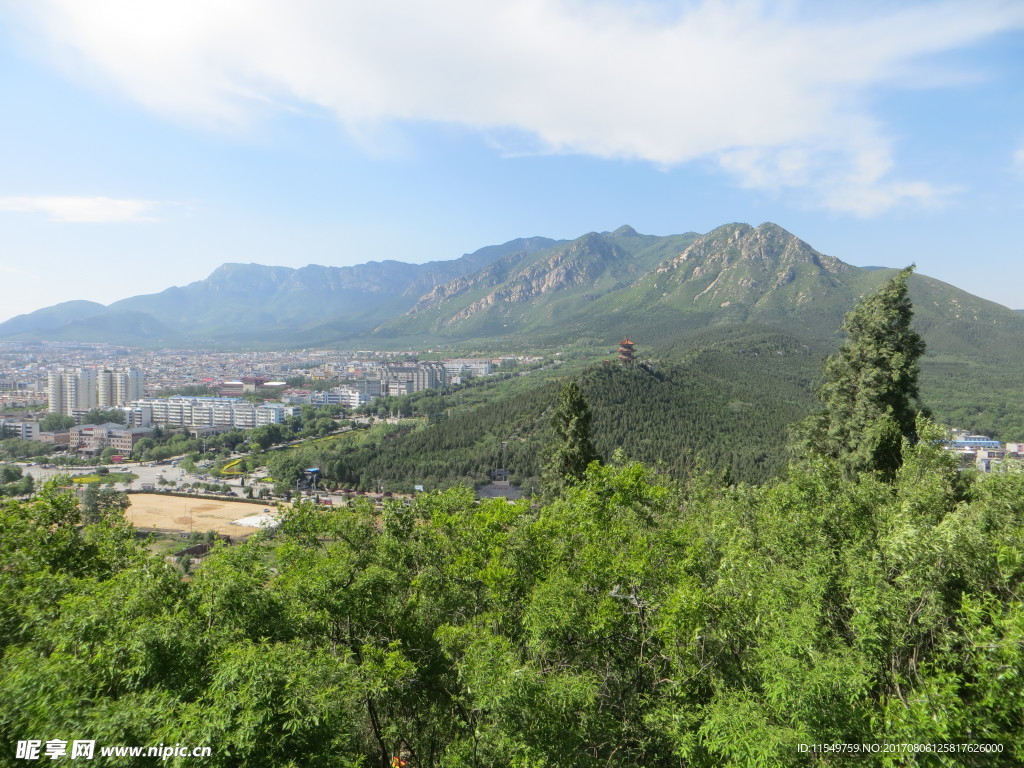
[46, 372, 64, 414]
[47, 368, 98, 415]
[98, 368, 145, 407]
[48, 367, 144, 415]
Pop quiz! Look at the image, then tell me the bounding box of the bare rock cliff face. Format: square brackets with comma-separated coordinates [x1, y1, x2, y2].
[409, 234, 627, 325]
[657, 222, 852, 308]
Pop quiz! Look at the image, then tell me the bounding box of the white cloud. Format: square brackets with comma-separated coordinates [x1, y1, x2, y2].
[10, 0, 1024, 215]
[1014, 144, 1024, 170]
[0, 196, 164, 222]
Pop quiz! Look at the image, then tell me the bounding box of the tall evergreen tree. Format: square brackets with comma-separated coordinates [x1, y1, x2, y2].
[794, 266, 926, 476]
[541, 381, 600, 499]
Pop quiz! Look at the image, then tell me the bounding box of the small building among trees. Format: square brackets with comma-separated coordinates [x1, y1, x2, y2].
[618, 338, 636, 364]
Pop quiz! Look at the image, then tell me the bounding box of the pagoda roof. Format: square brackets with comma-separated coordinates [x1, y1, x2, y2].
[619, 338, 635, 345]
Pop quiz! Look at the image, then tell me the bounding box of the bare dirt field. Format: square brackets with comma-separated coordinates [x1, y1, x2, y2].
[126, 494, 275, 536]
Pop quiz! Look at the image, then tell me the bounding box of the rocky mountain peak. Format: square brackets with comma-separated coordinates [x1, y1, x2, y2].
[611, 225, 639, 237]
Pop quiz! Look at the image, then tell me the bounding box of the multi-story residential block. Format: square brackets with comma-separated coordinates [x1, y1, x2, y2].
[385, 380, 413, 397]
[1, 418, 40, 440]
[126, 396, 285, 430]
[281, 390, 313, 405]
[69, 423, 154, 455]
[380, 362, 448, 393]
[443, 358, 494, 378]
[331, 386, 372, 408]
[346, 378, 382, 398]
[48, 368, 97, 415]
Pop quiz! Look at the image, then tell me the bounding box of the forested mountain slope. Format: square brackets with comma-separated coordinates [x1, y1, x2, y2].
[266, 333, 820, 492]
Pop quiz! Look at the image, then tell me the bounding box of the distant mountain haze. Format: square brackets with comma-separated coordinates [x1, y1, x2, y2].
[3, 224, 1023, 368]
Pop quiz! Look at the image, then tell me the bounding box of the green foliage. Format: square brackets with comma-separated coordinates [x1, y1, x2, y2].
[81, 485, 130, 524]
[0, 465, 33, 497]
[582, 348, 818, 483]
[267, 341, 821, 495]
[1, 284, 1020, 764]
[80, 408, 127, 426]
[795, 267, 926, 476]
[0, 438, 52, 460]
[39, 413, 75, 432]
[540, 381, 600, 500]
[3, 445, 1024, 765]
[919, 361, 1024, 441]
[131, 416, 327, 464]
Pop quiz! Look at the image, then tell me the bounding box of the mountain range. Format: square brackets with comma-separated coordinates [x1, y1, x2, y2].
[3, 223, 1023, 366]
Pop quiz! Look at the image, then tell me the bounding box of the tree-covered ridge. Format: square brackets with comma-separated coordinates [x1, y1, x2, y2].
[2, 427, 1023, 766]
[263, 343, 818, 494]
[269, 383, 560, 492]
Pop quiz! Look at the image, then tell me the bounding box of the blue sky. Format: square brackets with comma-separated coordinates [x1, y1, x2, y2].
[0, 0, 1022, 323]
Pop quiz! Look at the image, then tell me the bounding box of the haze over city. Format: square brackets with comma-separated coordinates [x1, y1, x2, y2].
[1, 0, 1023, 322]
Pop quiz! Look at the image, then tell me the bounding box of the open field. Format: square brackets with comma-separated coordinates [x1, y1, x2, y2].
[126, 493, 274, 536]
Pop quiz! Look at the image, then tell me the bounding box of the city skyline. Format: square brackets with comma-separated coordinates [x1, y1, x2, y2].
[1, 1, 1023, 322]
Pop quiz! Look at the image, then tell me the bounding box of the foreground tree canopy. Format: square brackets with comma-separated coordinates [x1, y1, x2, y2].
[1, 431, 1022, 766]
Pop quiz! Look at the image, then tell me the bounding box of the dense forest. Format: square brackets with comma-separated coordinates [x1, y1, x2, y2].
[267, 316, 1024, 496]
[263, 338, 819, 494]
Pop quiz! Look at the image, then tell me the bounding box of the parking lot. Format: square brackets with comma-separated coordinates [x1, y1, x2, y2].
[21, 459, 244, 495]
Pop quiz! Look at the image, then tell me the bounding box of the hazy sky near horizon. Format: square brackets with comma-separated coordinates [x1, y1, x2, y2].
[1, 0, 1023, 323]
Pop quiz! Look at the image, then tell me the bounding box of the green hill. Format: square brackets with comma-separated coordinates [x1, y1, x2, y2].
[267, 332, 821, 492]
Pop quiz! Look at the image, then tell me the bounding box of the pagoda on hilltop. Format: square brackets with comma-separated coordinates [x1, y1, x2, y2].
[617, 338, 636, 365]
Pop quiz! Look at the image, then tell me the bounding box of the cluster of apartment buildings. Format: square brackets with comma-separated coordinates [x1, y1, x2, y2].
[46, 367, 145, 416]
[0, 379, 45, 410]
[124, 359, 487, 426]
[282, 359, 495, 407]
[1, 343, 534, 449]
